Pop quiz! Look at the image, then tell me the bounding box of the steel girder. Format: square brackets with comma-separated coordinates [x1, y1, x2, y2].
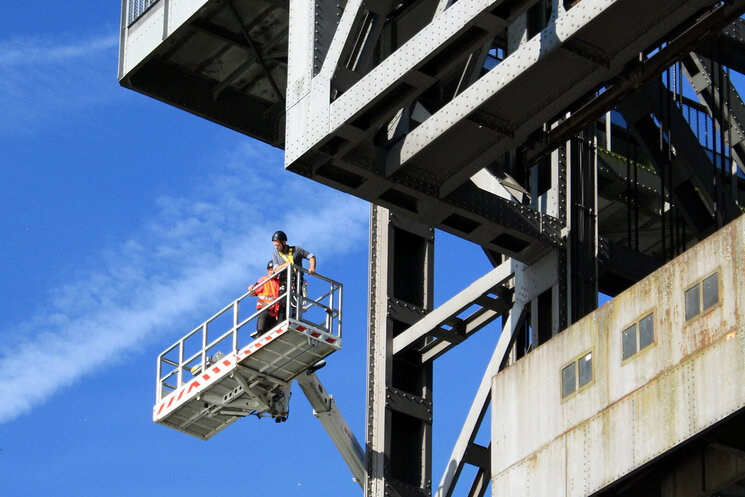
[696, 17, 745, 75]
[367, 211, 562, 497]
[682, 47, 745, 175]
[117, 1, 745, 495]
[434, 245, 568, 497]
[392, 260, 514, 363]
[435, 301, 525, 497]
[119, 0, 289, 147]
[618, 79, 741, 239]
[285, 0, 742, 263]
[368, 207, 435, 497]
[522, 1, 745, 167]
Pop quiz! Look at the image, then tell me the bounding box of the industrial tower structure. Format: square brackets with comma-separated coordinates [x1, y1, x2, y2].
[120, 0, 745, 495]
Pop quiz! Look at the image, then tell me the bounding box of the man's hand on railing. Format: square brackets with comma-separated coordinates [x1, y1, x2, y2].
[272, 262, 290, 275]
[308, 256, 316, 274]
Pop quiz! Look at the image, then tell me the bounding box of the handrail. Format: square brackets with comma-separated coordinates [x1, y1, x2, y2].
[156, 265, 343, 402]
[125, 0, 160, 26]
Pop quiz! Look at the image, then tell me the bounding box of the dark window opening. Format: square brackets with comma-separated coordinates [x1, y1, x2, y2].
[639, 314, 654, 350]
[622, 313, 654, 361]
[561, 351, 593, 399]
[578, 352, 593, 388]
[686, 272, 718, 321]
[702, 273, 718, 311]
[561, 363, 576, 398]
[622, 324, 637, 360]
[685, 284, 700, 321]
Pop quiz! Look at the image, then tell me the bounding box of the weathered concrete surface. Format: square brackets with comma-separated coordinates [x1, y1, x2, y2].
[492, 215, 745, 496]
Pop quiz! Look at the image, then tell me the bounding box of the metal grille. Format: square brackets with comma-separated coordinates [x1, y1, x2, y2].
[127, 0, 159, 25]
[678, 96, 734, 172]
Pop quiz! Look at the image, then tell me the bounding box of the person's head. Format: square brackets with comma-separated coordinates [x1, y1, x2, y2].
[267, 260, 274, 274]
[272, 230, 287, 251]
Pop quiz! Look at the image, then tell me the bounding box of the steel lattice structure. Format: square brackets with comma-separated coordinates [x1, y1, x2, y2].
[119, 0, 745, 495]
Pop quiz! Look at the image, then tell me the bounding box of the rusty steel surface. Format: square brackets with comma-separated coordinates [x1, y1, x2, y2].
[491, 215, 745, 497]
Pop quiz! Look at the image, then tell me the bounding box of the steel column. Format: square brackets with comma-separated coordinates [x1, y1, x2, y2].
[367, 205, 434, 497]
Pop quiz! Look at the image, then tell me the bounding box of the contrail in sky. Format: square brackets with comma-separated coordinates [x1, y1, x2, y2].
[0, 143, 369, 423]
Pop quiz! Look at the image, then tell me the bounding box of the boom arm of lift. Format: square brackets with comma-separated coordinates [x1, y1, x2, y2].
[296, 371, 366, 488]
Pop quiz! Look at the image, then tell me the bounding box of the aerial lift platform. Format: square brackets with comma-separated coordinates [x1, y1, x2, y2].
[153, 265, 342, 438]
[153, 264, 366, 485]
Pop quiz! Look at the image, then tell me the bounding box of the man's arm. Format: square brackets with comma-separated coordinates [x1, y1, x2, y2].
[309, 256, 316, 274]
[248, 276, 267, 295]
[295, 246, 316, 274]
[272, 262, 290, 275]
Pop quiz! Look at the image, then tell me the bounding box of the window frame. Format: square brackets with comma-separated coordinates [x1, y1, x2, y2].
[620, 311, 656, 364]
[684, 269, 721, 323]
[560, 350, 595, 401]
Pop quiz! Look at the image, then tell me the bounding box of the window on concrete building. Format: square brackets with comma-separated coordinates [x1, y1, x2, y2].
[639, 313, 654, 350]
[561, 351, 593, 399]
[561, 363, 576, 398]
[702, 273, 718, 311]
[622, 313, 654, 361]
[685, 284, 700, 321]
[685, 271, 719, 321]
[622, 323, 637, 360]
[578, 352, 593, 388]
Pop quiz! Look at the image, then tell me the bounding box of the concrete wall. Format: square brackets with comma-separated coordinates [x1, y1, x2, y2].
[491, 215, 745, 496]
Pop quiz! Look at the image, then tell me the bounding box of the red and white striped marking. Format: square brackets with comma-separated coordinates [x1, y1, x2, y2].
[286, 320, 341, 346]
[237, 325, 288, 360]
[153, 353, 237, 421]
[153, 321, 340, 422]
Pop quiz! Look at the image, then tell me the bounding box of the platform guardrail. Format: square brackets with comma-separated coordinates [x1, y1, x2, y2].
[155, 265, 342, 402]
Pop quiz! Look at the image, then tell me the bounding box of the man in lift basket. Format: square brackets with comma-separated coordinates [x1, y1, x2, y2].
[270, 230, 316, 321]
[248, 260, 280, 338]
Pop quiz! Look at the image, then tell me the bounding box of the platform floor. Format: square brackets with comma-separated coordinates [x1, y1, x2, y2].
[153, 319, 340, 440]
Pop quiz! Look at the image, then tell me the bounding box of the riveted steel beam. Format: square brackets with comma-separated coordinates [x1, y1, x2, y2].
[683, 49, 745, 175]
[435, 302, 525, 497]
[393, 260, 513, 357]
[367, 206, 434, 497]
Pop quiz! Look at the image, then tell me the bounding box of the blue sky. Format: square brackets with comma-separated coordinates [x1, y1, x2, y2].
[0, 3, 499, 496]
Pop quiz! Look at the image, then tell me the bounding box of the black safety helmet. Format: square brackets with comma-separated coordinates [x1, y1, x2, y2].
[272, 230, 287, 242]
[267, 260, 274, 270]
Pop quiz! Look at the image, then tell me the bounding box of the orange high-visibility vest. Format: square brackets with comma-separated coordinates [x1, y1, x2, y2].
[255, 276, 280, 317]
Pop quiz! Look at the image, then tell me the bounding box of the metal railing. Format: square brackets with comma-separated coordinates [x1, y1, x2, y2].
[126, 0, 160, 26]
[155, 265, 343, 402]
[677, 94, 736, 174]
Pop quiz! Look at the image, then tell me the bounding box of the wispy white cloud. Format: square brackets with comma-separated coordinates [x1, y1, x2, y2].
[0, 33, 118, 68]
[0, 29, 120, 134]
[0, 142, 369, 423]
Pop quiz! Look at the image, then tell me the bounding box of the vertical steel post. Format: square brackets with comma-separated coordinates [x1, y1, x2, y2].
[337, 282, 343, 339]
[232, 301, 239, 353]
[367, 205, 434, 497]
[156, 354, 163, 403]
[178, 338, 184, 388]
[568, 127, 599, 323]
